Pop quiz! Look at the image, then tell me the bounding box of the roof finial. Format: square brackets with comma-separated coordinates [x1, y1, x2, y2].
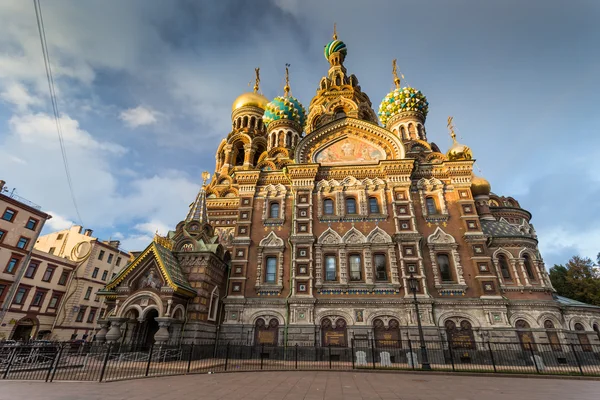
[284, 63, 291, 97]
[332, 22, 337, 40]
[202, 171, 210, 187]
[392, 59, 402, 89]
[253, 67, 260, 93]
[447, 116, 457, 143]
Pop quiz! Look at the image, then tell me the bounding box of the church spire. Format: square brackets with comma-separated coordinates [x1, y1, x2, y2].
[185, 171, 210, 224]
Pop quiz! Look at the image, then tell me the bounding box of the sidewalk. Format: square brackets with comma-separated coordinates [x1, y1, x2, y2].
[1, 370, 599, 400]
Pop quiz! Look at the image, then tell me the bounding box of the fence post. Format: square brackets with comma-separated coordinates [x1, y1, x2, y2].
[295, 344, 298, 370]
[407, 338, 415, 370]
[224, 342, 230, 371]
[145, 343, 154, 377]
[487, 341, 496, 373]
[98, 343, 112, 383]
[47, 345, 64, 382]
[328, 344, 332, 370]
[570, 343, 584, 376]
[260, 343, 264, 370]
[187, 343, 194, 374]
[371, 338, 376, 370]
[2, 347, 17, 380]
[351, 339, 355, 370]
[527, 344, 539, 374]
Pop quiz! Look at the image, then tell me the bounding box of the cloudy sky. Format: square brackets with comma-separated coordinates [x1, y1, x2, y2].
[0, 0, 598, 266]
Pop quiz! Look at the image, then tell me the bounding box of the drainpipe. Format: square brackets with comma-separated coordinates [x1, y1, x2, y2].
[282, 167, 295, 348]
[214, 259, 231, 349]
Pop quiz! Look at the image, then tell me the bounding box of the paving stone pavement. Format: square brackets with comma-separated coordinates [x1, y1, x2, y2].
[1, 371, 599, 400]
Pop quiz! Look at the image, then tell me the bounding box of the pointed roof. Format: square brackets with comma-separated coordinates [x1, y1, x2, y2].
[103, 238, 196, 297]
[186, 173, 210, 224]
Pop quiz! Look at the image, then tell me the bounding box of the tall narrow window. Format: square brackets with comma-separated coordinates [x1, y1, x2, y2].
[349, 255, 362, 281]
[437, 254, 452, 282]
[5, 257, 19, 274]
[369, 197, 380, 214]
[13, 287, 28, 305]
[24, 262, 39, 279]
[425, 197, 437, 215]
[31, 290, 45, 307]
[575, 323, 592, 351]
[498, 255, 511, 280]
[374, 254, 387, 281]
[325, 255, 337, 281]
[17, 237, 29, 249]
[42, 266, 55, 282]
[265, 256, 277, 283]
[84, 286, 93, 300]
[269, 202, 280, 219]
[346, 198, 357, 214]
[323, 199, 334, 215]
[523, 254, 535, 280]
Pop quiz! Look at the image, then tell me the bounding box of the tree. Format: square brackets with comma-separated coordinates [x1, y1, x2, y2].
[550, 256, 600, 306]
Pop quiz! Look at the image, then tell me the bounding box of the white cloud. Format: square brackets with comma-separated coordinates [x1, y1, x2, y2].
[0, 82, 42, 111]
[44, 211, 75, 232]
[134, 220, 171, 237]
[538, 226, 600, 263]
[119, 106, 159, 128]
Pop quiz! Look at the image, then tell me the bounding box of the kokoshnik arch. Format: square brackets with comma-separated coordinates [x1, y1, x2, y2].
[98, 29, 600, 350]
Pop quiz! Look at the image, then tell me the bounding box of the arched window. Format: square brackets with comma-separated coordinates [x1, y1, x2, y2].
[544, 320, 562, 351]
[516, 319, 536, 350]
[255, 318, 279, 345]
[243, 116, 248, 128]
[349, 254, 362, 281]
[400, 126, 407, 139]
[250, 116, 256, 129]
[374, 254, 387, 281]
[286, 131, 292, 146]
[498, 255, 512, 280]
[425, 197, 437, 215]
[233, 142, 245, 166]
[369, 197, 380, 214]
[325, 255, 337, 281]
[321, 317, 347, 347]
[417, 124, 424, 139]
[334, 107, 345, 119]
[345, 198, 357, 214]
[445, 320, 475, 349]
[323, 199, 334, 215]
[269, 202, 280, 219]
[593, 323, 600, 341]
[208, 286, 219, 321]
[374, 318, 401, 348]
[271, 133, 276, 149]
[523, 254, 535, 280]
[437, 254, 452, 282]
[574, 323, 592, 351]
[265, 256, 277, 283]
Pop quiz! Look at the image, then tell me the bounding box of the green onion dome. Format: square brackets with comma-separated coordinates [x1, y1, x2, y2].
[324, 39, 347, 61]
[378, 87, 429, 126]
[263, 96, 307, 129]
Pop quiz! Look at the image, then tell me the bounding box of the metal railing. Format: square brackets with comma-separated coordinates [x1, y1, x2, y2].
[1, 339, 599, 382]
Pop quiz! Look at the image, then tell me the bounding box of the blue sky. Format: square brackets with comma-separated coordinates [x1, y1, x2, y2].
[0, 0, 598, 266]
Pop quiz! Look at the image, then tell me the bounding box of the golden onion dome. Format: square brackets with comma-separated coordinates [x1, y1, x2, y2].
[471, 174, 491, 197]
[446, 140, 473, 161]
[231, 92, 269, 112]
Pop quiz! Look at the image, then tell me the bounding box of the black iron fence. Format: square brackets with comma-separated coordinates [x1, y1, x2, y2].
[1, 339, 599, 382]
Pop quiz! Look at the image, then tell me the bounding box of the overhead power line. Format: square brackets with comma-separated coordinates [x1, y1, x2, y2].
[33, 0, 83, 225]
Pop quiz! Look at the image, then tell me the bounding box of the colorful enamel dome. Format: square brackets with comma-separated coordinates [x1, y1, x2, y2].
[378, 87, 429, 126]
[263, 96, 307, 128]
[324, 39, 347, 61]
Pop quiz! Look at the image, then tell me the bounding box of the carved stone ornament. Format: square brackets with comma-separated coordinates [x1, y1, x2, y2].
[318, 228, 342, 245]
[259, 231, 285, 248]
[427, 227, 455, 244]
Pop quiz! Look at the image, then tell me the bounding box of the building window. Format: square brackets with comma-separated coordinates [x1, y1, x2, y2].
[498, 255, 512, 280]
[17, 237, 29, 249]
[116, 257, 122, 267]
[98, 250, 105, 260]
[265, 256, 277, 283]
[574, 323, 592, 352]
[208, 287, 219, 321]
[269, 202, 280, 219]
[42, 266, 55, 282]
[346, 198, 357, 214]
[523, 254, 535, 280]
[369, 197, 380, 214]
[5, 257, 20, 274]
[92, 267, 99, 278]
[13, 287, 28, 305]
[425, 197, 437, 215]
[0, 229, 5, 242]
[31, 290, 45, 307]
[107, 254, 113, 264]
[84, 286, 93, 300]
[323, 199, 334, 215]
[101, 270, 108, 281]
[2, 208, 16, 222]
[58, 270, 69, 285]
[349, 254, 362, 281]
[48, 294, 60, 309]
[75, 308, 87, 322]
[325, 255, 337, 281]
[0, 284, 5, 301]
[437, 254, 452, 282]
[24, 261, 39, 279]
[49, 247, 56, 255]
[374, 254, 387, 281]
[25, 218, 38, 230]
[87, 308, 97, 323]
[56, 233, 64, 240]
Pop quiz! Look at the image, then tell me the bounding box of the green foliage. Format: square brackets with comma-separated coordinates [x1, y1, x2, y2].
[550, 255, 600, 306]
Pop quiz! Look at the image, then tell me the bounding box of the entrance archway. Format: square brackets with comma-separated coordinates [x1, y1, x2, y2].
[131, 309, 159, 349]
[12, 318, 36, 341]
[254, 318, 279, 346]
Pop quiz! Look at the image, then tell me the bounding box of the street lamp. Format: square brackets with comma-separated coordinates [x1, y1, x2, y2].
[407, 272, 431, 370]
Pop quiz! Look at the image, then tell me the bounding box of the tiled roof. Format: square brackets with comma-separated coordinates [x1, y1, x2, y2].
[481, 220, 526, 238]
[555, 295, 600, 309]
[153, 242, 195, 293]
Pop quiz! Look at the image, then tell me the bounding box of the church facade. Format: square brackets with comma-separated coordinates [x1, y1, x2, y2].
[99, 31, 600, 349]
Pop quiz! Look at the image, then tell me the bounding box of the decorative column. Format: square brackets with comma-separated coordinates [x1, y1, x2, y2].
[509, 259, 522, 286]
[154, 317, 174, 345]
[518, 259, 531, 286]
[364, 248, 373, 284]
[95, 320, 110, 343]
[105, 317, 128, 343]
[243, 144, 254, 168]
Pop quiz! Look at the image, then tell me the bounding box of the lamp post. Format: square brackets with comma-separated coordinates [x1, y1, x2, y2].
[408, 272, 431, 370]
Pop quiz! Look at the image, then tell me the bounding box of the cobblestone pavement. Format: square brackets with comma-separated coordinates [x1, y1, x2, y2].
[1, 371, 599, 400]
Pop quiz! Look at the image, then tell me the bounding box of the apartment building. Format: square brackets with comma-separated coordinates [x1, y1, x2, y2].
[35, 225, 130, 340]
